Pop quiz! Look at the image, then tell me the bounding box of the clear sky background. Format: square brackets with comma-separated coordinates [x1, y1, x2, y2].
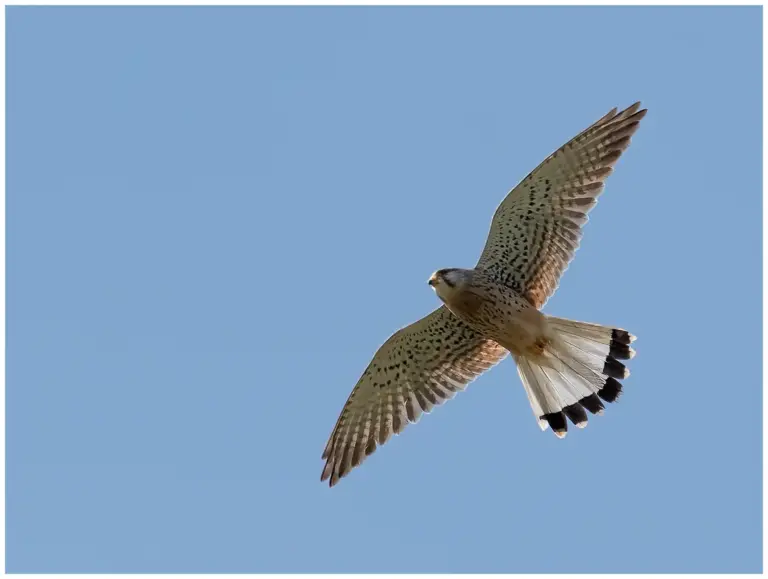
[7, 6, 762, 573]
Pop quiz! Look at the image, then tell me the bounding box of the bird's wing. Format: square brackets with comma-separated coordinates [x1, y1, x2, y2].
[476, 102, 646, 309]
[321, 305, 507, 486]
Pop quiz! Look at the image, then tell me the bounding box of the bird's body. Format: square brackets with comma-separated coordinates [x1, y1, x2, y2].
[430, 268, 549, 360]
[321, 102, 646, 486]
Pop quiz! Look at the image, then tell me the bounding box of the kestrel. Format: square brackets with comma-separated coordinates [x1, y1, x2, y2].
[322, 102, 645, 486]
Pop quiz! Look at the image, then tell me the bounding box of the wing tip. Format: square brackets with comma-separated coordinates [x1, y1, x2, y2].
[608, 102, 647, 126]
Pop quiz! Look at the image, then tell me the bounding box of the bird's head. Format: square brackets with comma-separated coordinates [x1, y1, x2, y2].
[428, 268, 472, 300]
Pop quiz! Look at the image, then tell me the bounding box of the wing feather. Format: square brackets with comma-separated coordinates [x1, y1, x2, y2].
[476, 102, 647, 308]
[321, 306, 507, 486]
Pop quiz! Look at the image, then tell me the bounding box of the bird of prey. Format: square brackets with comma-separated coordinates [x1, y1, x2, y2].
[321, 102, 645, 486]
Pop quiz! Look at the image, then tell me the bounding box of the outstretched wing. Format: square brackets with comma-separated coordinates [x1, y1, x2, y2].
[476, 102, 647, 309]
[321, 306, 507, 486]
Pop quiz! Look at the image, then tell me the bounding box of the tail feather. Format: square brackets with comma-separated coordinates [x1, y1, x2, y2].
[579, 394, 606, 415]
[562, 403, 588, 428]
[515, 316, 636, 437]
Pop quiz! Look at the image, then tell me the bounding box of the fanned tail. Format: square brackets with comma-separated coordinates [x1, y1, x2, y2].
[515, 316, 636, 437]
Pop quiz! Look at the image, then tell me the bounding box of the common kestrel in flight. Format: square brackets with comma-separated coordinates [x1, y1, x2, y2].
[322, 103, 645, 486]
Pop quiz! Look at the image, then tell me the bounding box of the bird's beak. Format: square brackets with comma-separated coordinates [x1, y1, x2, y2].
[428, 273, 438, 287]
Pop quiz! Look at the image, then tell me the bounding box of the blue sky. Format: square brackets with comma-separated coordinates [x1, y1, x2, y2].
[7, 5, 761, 573]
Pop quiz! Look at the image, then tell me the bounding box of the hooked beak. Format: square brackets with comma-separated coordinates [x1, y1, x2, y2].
[428, 273, 438, 287]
